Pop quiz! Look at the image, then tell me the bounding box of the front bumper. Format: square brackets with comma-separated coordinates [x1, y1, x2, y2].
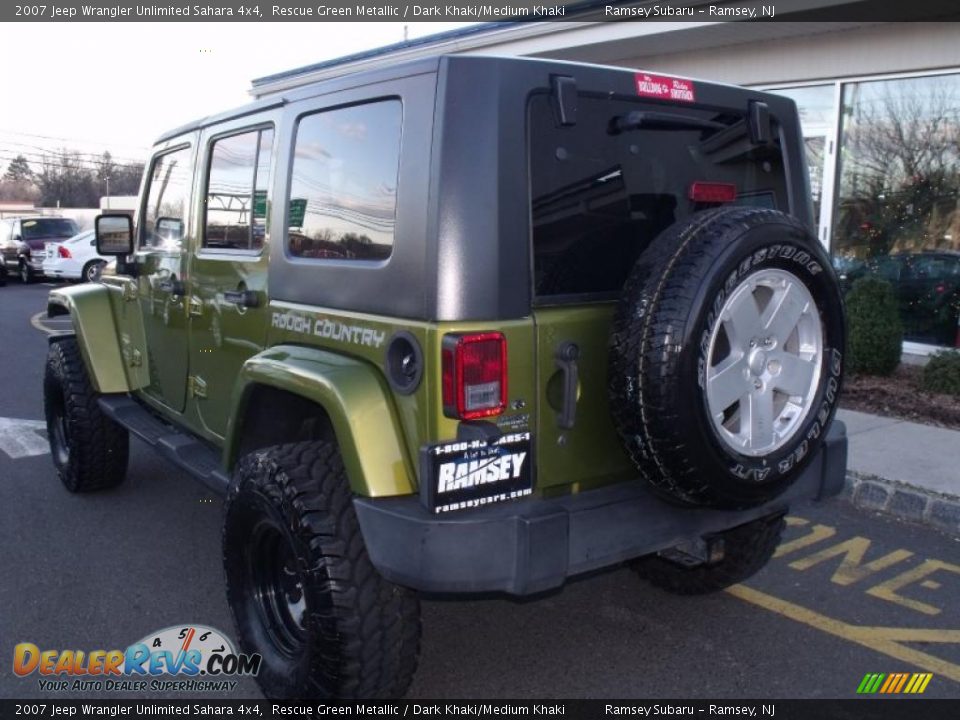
[354, 421, 847, 595]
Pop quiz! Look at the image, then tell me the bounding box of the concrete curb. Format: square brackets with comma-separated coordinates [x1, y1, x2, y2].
[841, 471, 960, 537]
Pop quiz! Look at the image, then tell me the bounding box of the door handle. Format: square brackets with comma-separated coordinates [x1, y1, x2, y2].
[554, 341, 580, 430]
[223, 290, 259, 308]
[158, 278, 185, 296]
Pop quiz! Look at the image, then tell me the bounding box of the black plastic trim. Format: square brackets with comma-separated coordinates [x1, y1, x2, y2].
[354, 421, 847, 596]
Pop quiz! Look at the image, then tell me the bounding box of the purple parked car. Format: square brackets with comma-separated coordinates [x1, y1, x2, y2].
[0, 216, 79, 283]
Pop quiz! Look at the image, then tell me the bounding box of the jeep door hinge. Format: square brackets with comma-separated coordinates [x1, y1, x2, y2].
[188, 375, 207, 399]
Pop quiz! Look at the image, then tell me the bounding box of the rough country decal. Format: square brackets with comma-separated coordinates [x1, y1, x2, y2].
[420, 432, 533, 514]
[271, 311, 386, 348]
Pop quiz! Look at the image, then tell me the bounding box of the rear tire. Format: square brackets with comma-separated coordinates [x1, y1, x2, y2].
[223, 441, 421, 699]
[633, 514, 785, 595]
[43, 337, 129, 492]
[83, 260, 106, 283]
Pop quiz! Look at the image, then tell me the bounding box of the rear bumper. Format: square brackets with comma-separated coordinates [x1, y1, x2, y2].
[354, 421, 847, 595]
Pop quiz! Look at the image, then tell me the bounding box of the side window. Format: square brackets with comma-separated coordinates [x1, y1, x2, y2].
[141, 146, 192, 249]
[204, 127, 273, 251]
[287, 100, 401, 261]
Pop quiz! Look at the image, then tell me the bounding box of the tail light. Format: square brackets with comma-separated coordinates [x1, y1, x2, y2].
[441, 332, 507, 420]
[58, 245, 72, 259]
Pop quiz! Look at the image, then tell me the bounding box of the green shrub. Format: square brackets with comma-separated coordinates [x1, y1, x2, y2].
[845, 276, 903, 376]
[922, 350, 960, 396]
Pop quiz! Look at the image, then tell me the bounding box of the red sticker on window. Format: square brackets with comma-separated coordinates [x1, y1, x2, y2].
[635, 73, 696, 103]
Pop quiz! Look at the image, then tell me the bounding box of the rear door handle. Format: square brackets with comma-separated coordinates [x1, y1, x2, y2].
[223, 289, 259, 308]
[554, 342, 580, 430]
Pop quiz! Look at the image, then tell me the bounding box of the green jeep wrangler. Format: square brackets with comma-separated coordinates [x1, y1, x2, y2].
[44, 55, 847, 699]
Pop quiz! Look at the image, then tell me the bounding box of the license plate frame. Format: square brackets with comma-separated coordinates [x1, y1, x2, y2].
[419, 432, 533, 514]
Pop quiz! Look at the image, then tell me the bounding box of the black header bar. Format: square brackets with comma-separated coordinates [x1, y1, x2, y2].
[2, 700, 959, 720]
[3, 0, 960, 23]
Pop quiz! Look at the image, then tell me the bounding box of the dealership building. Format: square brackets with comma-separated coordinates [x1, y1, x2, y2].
[253, 6, 960, 353]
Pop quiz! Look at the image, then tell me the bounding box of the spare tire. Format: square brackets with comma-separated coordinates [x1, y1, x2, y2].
[609, 207, 845, 508]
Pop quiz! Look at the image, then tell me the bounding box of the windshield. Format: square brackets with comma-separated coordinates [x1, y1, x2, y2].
[21, 218, 79, 240]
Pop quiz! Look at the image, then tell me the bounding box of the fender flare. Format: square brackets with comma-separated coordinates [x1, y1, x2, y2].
[47, 284, 130, 394]
[226, 344, 415, 497]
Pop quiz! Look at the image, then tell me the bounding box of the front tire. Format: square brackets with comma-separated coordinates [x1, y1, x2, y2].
[633, 514, 785, 595]
[19, 260, 32, 284]
[43, 337, 129, 492]
[223, 442, 421, 699]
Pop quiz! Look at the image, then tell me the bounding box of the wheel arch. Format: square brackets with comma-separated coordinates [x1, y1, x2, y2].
[226, 344, 416, 498]
[47, 284, 130, 394]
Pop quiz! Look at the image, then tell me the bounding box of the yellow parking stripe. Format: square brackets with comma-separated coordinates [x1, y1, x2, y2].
[726, 585, 960, 683]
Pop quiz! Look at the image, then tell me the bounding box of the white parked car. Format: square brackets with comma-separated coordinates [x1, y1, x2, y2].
[42, 229, 110, 283]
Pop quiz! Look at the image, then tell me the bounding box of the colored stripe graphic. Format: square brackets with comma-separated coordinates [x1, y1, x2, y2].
[857, 672, 932, 694]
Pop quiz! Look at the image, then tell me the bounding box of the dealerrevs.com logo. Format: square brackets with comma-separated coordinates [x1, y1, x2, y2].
[13, 625, 260, 693]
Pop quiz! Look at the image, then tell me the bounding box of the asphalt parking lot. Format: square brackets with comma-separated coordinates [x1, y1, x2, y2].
[1, 281, 958, 700]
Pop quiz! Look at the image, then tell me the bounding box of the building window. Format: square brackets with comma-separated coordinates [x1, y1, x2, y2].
[770, 85, 834, 224]
[834, 73, 960, 348]
[204, 128, 273, 251]
[287, 100, 401, 261]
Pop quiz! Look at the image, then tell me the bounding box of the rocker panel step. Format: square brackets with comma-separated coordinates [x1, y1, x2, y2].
[97, 395, 231, 496]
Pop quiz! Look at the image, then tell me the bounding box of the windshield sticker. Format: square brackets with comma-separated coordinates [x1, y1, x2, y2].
[635, 73, 696, 103]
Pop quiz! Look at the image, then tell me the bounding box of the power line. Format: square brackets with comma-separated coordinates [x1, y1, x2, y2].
[0, 139, 146, 167]
[0, 127, 151, 152]
[0, 151, 146, 175]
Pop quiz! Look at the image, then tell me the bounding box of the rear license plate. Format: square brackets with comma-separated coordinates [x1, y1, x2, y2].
[420, 432, 533, 514]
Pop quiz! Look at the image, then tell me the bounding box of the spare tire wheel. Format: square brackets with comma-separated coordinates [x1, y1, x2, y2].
[609, 207, 845, 508]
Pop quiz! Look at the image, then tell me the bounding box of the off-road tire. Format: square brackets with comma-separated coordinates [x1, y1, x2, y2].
[609, 207, 845, 508]
[43, 337, 129, 492]
[633, 514, 785, 595]
[223, 442, 421, 699]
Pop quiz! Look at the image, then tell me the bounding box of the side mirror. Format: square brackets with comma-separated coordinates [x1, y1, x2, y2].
[155, 217, 184, 244]
[12, 235, 21, 242]
[95, 214, 134, 256]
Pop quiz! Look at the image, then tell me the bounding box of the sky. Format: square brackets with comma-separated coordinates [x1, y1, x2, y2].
[0, 22, 476, 172]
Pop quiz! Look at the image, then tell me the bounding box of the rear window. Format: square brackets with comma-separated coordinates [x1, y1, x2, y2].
[21, 218, 78, 240]
[530, 92, 788, 300]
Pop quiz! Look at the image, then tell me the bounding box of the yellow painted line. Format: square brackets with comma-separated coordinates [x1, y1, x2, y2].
[918, 673, 933, 693]
[727, 584, 960, 683]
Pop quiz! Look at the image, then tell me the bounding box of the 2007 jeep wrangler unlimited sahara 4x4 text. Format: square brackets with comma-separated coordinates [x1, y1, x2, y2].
[44, 55, 847, 699]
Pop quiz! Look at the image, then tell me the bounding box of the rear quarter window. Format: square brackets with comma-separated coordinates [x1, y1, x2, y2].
[529, 92, 788, 300]
[287, 100, 402, 262]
